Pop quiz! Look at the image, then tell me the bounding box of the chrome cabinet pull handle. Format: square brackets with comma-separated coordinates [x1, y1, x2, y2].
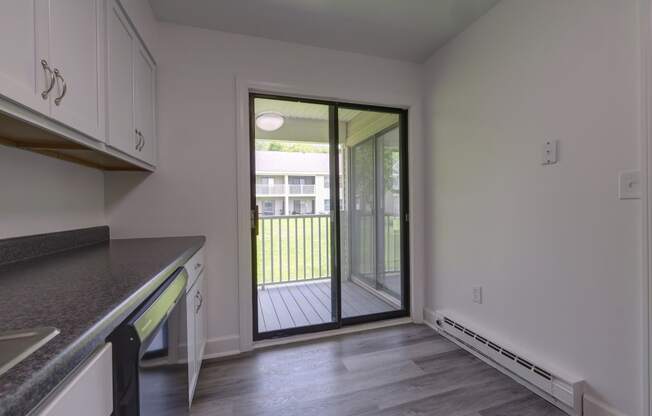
[134, 129, 139, 150]
[135, 129, 144, 150]
[53, 69, 67, 105]
[195, 291, 202, 313]
[139, 132, 145, 151]
[41, 60, 56, 99]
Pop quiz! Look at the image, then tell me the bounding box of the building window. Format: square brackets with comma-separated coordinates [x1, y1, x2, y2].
[324, 199, 330, 212]
[324, 176, 330, 189]
[289, 176, 316, 194]
[262, 200, 274, 216]
[291, 199, 314, 215]
[288, 176, 315, 185]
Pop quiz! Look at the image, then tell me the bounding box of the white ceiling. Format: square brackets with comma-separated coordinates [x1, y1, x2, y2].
[148, 0, 501, 62]
[255, 98, 361, 121]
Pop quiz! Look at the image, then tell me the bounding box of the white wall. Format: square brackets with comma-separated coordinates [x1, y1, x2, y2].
[423, 0, 643, 414]
[0, 146, 105, 238]
[105, 23, 424, 354]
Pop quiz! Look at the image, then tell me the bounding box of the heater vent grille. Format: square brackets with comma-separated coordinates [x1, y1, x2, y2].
[438, 315, 553, 384]
[433, 311, 583, 415]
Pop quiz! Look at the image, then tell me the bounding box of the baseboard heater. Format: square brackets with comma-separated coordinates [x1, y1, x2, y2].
[434, 311, 584, 415]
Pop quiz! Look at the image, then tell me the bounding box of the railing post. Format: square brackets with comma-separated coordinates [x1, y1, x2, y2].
[260, 217, 266, 290]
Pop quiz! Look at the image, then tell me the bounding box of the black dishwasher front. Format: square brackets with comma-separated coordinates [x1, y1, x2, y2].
[108, 267, 189, 416]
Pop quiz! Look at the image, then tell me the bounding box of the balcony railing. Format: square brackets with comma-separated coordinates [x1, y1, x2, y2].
[288, 184, 315, 194]
[256, 214, 401, 288]
[256, 214, 331, 286]
[256, 184, 285, 195]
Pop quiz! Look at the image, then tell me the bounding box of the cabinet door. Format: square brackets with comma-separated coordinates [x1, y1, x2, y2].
[106, 0, 137, 156]
[0, 0, 50, 115]
[49, 0, 105, 141]
[186, 285, 197, 402]
[36, 344, 112, 416]
[134, 43, 156, 165]
[195, 272, 206, 373]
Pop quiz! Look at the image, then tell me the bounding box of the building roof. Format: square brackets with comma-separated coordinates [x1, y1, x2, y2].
[256, 151, 329, 174]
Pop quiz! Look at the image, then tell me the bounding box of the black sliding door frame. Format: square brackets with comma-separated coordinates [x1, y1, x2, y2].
[250, 92, 409, 341]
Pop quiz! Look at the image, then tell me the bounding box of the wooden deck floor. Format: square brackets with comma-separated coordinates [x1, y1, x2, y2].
[257, 280, 398, 333]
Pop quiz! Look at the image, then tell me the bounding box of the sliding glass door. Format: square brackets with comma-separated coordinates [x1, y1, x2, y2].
[250, 94, 408, 340]
[338, 107, 408, 322]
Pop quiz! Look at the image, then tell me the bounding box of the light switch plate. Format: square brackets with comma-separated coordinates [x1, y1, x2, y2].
[472, 286, 483, 304]
[542, 140, 558, 165]
[619, 170, 641, 199]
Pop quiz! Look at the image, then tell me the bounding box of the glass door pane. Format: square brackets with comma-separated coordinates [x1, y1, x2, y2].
[251, 95, 337, 339]
[338, 107, 407, 320]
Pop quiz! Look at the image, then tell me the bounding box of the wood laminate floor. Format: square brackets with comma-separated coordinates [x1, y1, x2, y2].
[190, 324, 565, 416]
[257, 281, 398, 333]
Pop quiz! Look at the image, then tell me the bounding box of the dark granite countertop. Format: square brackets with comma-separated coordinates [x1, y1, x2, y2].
[0, 231, 205, 416]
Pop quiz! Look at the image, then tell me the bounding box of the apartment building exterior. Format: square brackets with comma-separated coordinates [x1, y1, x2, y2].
[255, 151, 331, 216]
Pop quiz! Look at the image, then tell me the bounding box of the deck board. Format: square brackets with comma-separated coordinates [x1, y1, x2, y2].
[258, 280, 398, 333]
[259, 289, 281, 331]
[296, 284, 332, 322]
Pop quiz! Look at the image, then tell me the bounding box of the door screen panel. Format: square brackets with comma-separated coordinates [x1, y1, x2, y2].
[338, 109, 405, 319]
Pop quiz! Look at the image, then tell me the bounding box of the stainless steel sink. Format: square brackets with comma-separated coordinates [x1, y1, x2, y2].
[0, 327, 59, 376]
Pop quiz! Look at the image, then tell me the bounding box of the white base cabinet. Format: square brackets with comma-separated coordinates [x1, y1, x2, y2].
[185, 249, 207, 404]
[35, 343, 113, 416]
[186, 277, 198, 401]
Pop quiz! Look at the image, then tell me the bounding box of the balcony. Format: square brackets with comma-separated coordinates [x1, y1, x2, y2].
[255, 214, 401, 333]
[258, 280, 396, 331]
[256, 183, 285, 195]
[288, 184, 315, 194]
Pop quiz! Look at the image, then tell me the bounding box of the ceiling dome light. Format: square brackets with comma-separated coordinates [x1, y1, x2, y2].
[256, 112, 284, 132]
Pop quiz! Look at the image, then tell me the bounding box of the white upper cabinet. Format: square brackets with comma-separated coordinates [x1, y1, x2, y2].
[106, 0, 136, 155]
[49, 0, 106, 141]
[0, 0, 50, 115]
[133, 43, 157, 165]
[106, 0, 157, 165]
[0, 0, 157, 169]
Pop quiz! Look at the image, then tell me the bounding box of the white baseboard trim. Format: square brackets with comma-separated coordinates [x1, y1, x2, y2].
[583, 395, 629, 416]
[423, 307, 438, 330]
[202, 334, 241, 360]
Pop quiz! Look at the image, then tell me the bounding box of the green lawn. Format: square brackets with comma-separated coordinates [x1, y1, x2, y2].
[255, 215, 401, 286]
[256, 217, 331, 285]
